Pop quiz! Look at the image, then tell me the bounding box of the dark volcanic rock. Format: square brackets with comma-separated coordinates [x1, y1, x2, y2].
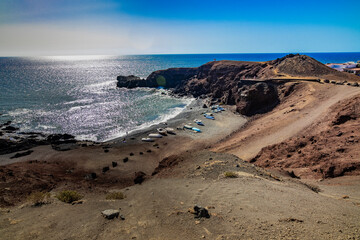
[193, 205, 210, 219]
[47, 134, 76, 144]
[116, 75, 153, 88]
[2, 126, 19, 131]
[0, 138, 47, 155]
[10, 150, 33, 159]
[235, 82, 279, 115]
[134, 171, 146, 184]
[102, 166, 110, 173]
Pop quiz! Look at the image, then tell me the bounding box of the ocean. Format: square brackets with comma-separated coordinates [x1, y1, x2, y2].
[1, 53, 359, 142]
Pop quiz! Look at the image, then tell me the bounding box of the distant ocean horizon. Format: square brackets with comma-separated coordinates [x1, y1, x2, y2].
[1, 52, 359, 142]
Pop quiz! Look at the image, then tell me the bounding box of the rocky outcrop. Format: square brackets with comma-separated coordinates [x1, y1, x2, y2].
[117, 54, 360, 116]
[0, 125, 79, 155]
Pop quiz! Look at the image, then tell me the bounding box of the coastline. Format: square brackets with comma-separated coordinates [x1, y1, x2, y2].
[1, 54, 360, 239]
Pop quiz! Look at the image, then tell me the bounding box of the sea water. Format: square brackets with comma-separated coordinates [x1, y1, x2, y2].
[1, 53, 359, 142]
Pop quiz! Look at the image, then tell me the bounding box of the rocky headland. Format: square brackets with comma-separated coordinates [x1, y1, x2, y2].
[118, 54, 360, 116]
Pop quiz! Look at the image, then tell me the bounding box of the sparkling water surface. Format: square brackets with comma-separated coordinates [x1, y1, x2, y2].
[1, 53, 359, 142]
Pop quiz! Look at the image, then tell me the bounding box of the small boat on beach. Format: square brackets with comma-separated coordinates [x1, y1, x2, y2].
[184, 125, 193, 129]
[148, 133, 163, 138]
[192, 127, 201, 132]
[194, 119, 204, 126]
[142, 138, 154, 142]
[165, 127, 176, 134]
[157, 128, 167, 136]
[204, 114, 215, 120]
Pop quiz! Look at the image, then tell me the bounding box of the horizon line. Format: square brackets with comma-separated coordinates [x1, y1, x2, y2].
[1, 51, 360, 58]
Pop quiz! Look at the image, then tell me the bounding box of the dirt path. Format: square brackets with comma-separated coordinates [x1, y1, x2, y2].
[212, 83, 360, 160]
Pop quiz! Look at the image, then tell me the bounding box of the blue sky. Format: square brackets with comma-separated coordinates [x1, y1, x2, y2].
[0, 0, 359, 56]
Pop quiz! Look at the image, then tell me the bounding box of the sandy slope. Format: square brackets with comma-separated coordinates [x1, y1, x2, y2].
[212, 82, 360, 160]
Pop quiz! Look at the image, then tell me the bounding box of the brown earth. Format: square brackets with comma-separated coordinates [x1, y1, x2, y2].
[250, 95, 360, 179]
[212, 82, 360, 180]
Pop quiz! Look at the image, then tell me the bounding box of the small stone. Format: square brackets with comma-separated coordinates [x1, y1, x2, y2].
[101, 209, 120, 219]
[123, 157, 129, 163]
[102, 166, 110, 173]
[112, 161, 118, 167]
[139, 152, 143, 155]
[129, 152, 134, 156]
[104, 149, 109, 153]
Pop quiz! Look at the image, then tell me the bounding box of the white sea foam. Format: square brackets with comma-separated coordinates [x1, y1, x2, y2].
[64, 98, 94, 105]
[75, 134, 98, 142]
[84, 80, 117, 94]
[38, 125, 57, 130]
[8, 108, 31, 117]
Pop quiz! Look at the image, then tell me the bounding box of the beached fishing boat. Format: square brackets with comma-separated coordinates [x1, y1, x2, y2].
[157, 128, 167, 135]
[148, 133, 163, 138]
[204, 114, 215, 120]
[184, 125, 193, 129]
[142, 138, 154, 142]
[165, 127, 176, 134]
[192, 127, 201, 132]
[194, 119, 204, 126]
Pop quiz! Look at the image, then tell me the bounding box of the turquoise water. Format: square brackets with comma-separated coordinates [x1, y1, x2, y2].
[1, 53, 359, 142]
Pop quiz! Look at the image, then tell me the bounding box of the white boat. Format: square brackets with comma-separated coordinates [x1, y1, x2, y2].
[148, 133, 163, 138]
[184, 125, 193, 129]
[165, 127, 176, 134]
[142, 138, 154, 142]
[157, 128, 167, 136]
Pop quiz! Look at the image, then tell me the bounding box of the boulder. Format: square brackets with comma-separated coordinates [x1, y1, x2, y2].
[193, 205, 210, 219]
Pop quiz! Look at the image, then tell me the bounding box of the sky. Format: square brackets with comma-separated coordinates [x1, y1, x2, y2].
[0, 0, 359, 56]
